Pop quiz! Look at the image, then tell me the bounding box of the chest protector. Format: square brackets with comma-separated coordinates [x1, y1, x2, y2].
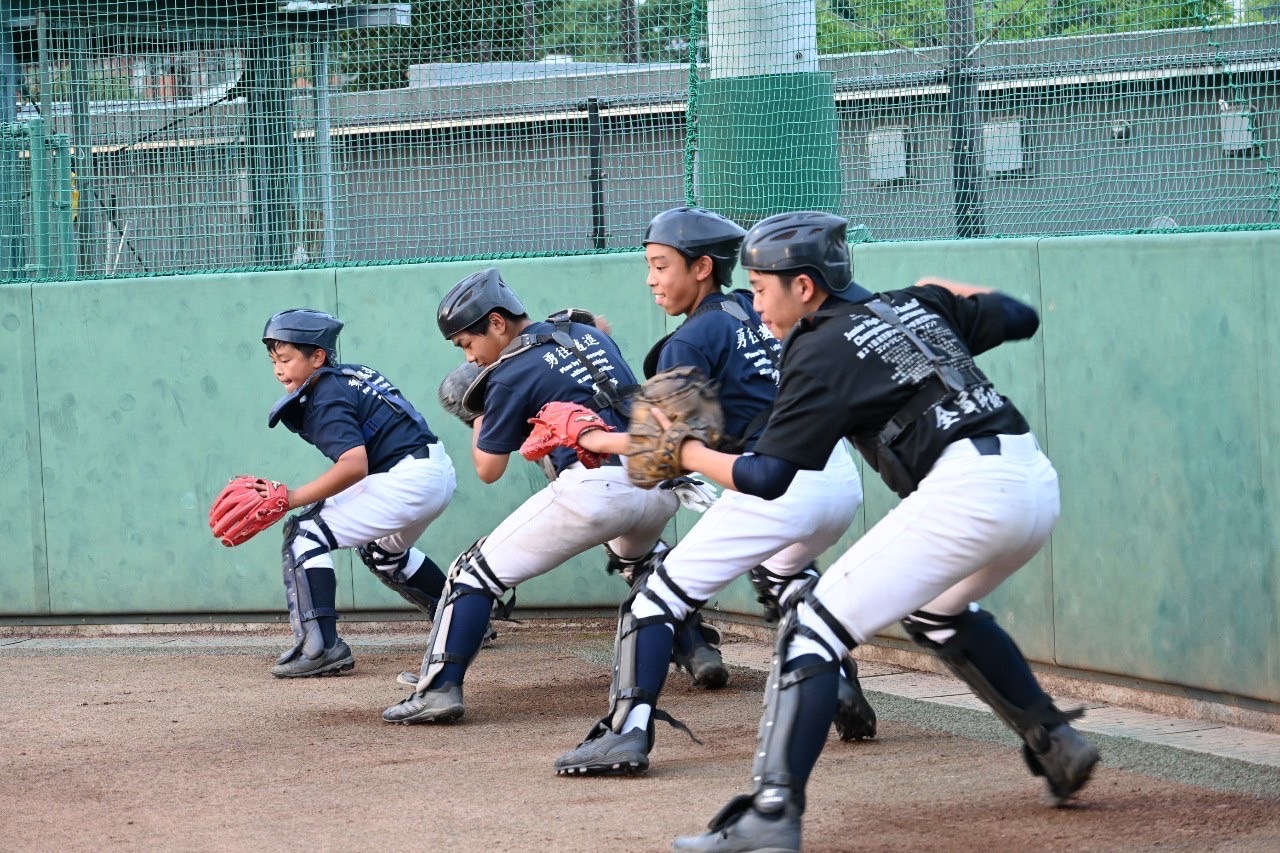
[644, 291, 779, 452]
[851, 299, 992, 498]
[461, 309, 639, 416]
[268, 365, 429, 440]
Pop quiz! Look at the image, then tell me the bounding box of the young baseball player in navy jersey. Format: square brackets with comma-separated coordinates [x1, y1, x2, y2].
[381, 268, 680, 724]
[554, 207, 874, 779]
[260, 309, 457, 678]
[616, 212, 1100, 852]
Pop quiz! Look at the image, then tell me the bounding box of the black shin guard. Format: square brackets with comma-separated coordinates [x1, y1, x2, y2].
[903, 607, 1079, 752]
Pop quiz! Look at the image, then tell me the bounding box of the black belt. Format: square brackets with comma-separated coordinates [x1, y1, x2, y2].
[970, 435, 1001, 456]
[409, 443, 436, 460]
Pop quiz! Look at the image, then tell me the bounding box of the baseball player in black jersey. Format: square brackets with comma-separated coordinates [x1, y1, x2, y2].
[259, 310, 457, 678]
[554, 207, 875, 778]
[618, 212, 1100, 852]
[381, 269, 680, 724]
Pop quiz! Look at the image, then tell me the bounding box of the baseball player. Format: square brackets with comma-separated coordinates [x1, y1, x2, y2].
[257, 309, 457, 678]
[629, 211, 1100, 852]
[554, 207, 875, 778]
[381, 268, 681, 724]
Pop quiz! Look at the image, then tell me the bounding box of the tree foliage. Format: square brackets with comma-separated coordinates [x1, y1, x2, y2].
[336, 0, 1240, 91]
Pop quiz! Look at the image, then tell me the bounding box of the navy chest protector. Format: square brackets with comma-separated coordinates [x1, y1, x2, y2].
[268, 366, 428, 440]
[644, 292, 779, 452]
[461, 309, 639, 416]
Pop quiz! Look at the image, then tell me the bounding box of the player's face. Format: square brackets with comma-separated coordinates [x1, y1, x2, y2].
[749, 271, 806, 339]
[451, 327, 506, 367]
[270, 343, 327, 393]
[645, 244, 706, 317]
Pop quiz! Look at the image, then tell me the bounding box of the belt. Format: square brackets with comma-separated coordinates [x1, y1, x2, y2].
[970, 435, 1001, 456]
[409, 443, 436, 460]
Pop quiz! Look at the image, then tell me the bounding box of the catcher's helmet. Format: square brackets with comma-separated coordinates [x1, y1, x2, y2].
[740, 211, 854, 294]
[437, 267, 527, 340]
[263, 308, 343, 363]
[644, 207, 747, 283]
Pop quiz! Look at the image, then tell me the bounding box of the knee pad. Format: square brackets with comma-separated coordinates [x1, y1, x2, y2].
[902, 607, 1077, 752]
[603, 539, 669, 588]
[749, 562, 820, 624]
[279, 511, 339, 660]
[359, 544, 437, 616]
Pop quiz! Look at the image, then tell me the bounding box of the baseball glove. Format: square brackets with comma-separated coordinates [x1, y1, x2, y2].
[208, 476, 290, 547]
[438, 361, 483, 426]
[520, 401, 614, 468]
[626, 367, 724, 489]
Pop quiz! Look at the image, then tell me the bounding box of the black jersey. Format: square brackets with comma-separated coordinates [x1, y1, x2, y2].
[269, 364, 438, 474]
[752, 285, 1031, 489]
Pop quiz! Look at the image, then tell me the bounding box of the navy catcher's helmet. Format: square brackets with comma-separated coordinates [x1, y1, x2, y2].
[262, 308, 343, 363]
[740, 211, 854, 294]
[437, 267, 527, 340]
[644, 207, 747, 284]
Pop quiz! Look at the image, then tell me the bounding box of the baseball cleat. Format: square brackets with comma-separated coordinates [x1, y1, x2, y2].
[382, 681, 464, 724]
[554, 728, 650, 776]
[270, 640, 355, 678]
[833, 667, 877, 741]
[1024, 724, 1100, 806]
[675, 643, 730, 689]
[672, 795, 801, 853]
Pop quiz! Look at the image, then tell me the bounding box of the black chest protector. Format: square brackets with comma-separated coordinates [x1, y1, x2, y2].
[851, 298, 994, 498]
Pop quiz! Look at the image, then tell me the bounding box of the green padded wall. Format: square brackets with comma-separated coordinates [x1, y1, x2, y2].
[33, 270, 347, 615]
[4, 234, 1280, 707]
[1039, 233, 1279, 702]
[0, 284, 46, 614]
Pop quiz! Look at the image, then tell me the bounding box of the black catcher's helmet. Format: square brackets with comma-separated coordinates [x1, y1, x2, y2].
[740, 211, 854, 294]
[437, 267, 528, 340]
[262, 308, 343, 363]
[643, 207, 747, 284]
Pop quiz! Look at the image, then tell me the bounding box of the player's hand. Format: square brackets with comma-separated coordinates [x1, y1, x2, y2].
[592, 314, 614, 336]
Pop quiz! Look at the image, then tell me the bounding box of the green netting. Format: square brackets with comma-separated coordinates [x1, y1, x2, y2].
[0, 0, 1276, 282]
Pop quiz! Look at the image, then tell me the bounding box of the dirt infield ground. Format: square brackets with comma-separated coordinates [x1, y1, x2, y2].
[3, 620, 1279, 852]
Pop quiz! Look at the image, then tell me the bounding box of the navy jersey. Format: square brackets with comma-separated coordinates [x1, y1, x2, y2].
[753, 286, 1031, 485]
[654, 291, 780, 449]
[269, 363, 438, 475]
[477, 321, 636, 474]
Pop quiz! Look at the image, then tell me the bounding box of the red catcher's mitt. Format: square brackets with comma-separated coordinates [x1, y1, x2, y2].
[208, 476, 290, 547]
[520, 401, 614, 468]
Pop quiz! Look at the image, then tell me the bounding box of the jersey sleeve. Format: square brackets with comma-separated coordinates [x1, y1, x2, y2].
[914, 285, 1011, 357]
[749, 356, 844, 471]
[304, 378, 366, 462]
[475, 374, 530, 455]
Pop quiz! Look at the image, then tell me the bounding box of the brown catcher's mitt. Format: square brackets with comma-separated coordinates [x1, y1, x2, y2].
[625, 366, 724, 488]
[208, 476, 290, 547]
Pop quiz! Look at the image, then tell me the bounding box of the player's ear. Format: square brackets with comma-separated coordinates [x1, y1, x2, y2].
[488, 311, 507, 336]
[692, 255, 715, 283]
